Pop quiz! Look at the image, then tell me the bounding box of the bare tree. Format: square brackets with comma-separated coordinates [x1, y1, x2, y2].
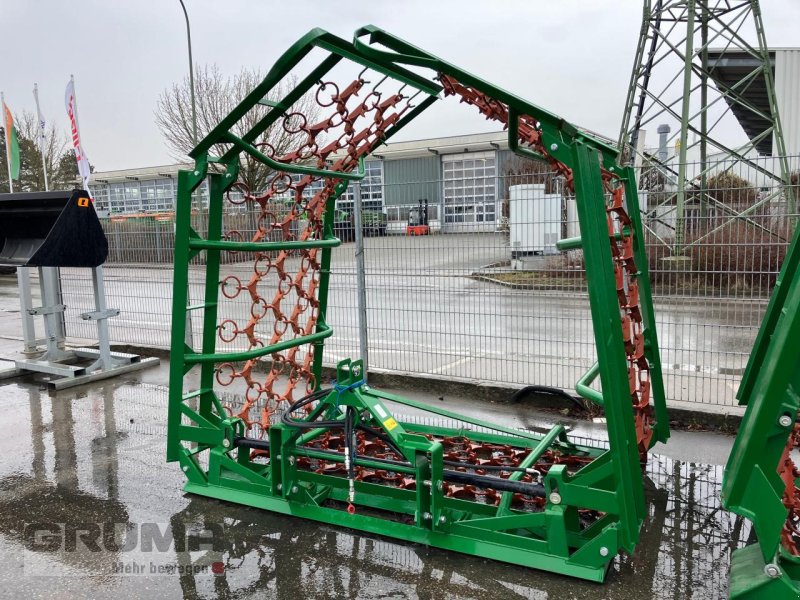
[156, 65, 319, 194]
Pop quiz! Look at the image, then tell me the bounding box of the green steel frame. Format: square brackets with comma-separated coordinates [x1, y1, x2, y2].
[722, 220, 800, 599]
[167, 25, 668, 581]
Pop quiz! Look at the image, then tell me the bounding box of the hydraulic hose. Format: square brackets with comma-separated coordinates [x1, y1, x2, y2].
[508, 385, 586, 411]
[233, 437, 546, 498]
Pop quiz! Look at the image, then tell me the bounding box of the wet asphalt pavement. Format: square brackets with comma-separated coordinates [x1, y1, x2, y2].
[0, 232, 764, 410]
[0, 362, 746, 600]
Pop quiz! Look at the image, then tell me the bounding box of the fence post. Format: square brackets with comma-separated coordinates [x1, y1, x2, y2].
[352, 181, 369, 381]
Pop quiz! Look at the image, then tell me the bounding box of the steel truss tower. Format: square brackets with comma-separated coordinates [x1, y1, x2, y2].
[619, 0, 791, 257]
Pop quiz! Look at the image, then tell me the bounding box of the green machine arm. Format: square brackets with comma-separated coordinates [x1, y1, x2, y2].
[722, 223, 800, 599]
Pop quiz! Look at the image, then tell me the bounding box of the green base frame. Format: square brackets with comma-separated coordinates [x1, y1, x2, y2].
[728, 545, 800, 599]
[181, 359, 633, 582]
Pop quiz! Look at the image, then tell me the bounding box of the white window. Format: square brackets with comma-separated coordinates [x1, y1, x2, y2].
[108, 183, 126, 214]
[442, 151, 496, 224]
[338, 160, 383, 212]
[90, 184, 110, 213]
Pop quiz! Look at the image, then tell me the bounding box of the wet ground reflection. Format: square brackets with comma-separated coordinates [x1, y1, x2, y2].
[0, 380, 747, 599]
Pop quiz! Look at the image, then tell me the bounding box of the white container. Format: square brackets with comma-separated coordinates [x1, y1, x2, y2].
[509, 183, 562, 257]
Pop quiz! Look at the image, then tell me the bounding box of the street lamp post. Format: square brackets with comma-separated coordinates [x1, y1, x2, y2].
[178, 0, 197, 350]
[178, 0, 198, 147]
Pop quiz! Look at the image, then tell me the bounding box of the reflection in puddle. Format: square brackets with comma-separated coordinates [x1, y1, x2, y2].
[0, 382, 749, 598]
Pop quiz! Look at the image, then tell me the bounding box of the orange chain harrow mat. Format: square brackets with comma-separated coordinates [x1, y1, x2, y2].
[779, 421, 800, 554]
[214, 76, 419, 438]
[439, 74, 654, 456]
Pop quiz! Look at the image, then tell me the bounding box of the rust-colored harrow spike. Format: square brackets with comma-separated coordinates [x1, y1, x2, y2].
[440, 74, 654, 456]
[257, 428, 597, 512]
[779, 420, 800, 555]
[213, 76, 415, 436]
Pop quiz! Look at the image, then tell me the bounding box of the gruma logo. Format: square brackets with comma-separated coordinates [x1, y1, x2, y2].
[22, 521, 225, 577]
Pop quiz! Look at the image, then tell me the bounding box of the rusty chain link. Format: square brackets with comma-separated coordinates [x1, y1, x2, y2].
[439, 74, 654, 457]
[215, 75, 417, 437]
[779, 421, 800, 554]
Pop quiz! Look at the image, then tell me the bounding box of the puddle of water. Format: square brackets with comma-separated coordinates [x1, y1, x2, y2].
[0, 380, 747, 599]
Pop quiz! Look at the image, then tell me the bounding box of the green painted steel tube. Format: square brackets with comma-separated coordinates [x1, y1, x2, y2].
[222, 131, 366, 181]
[497, 424, 564, 513]
[193, 28, 438, 160]
[313, 36, 441, 96]
[198, 173, 228, 420]
[294, 446, 546, 497]
[186, 324, 332, 364]
[295, 447, 417, 476]
[184, 480, 607, 582]
[556, 228, 630, 252]
[571, 142, 645, 550]
[723, 222, 800, 565]
[354, 26, 621, 165]
[217, 54, 343, 164]
[295, 426, 340, 448]
[621, 170, 669, 444]
[527, 424, 566, 463]
[311, 182, 348, 387]
[188, 237, 340, 252]
[167, 168, 204, 463]
[366, 388, 552, 445]
[575, 362, 604, 406]
[556, 236, 584, 251]
[738, 218, 800, 405]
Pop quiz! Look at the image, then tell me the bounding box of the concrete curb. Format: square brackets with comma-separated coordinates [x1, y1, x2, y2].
[100, 341, 746, 432]
[1, 336, 743, 432]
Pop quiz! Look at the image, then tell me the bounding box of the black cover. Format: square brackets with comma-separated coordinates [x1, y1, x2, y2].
[0, 189, 108, 268]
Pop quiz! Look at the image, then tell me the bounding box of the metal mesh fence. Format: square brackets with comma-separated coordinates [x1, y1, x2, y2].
[56, 155, 799, 409]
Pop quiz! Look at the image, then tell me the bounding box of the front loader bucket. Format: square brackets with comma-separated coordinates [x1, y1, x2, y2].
[0, 189, 107, 268]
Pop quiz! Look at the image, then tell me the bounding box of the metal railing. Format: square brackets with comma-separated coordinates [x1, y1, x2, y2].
[57, 155, 800, 409]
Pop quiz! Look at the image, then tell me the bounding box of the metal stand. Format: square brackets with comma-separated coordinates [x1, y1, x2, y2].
[0, 265, 158, 389]
[17, 266, 45, 355]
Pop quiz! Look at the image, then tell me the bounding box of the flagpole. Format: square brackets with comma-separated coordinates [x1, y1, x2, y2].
[68, 74, 90, 193]
[69, 75, 81, 189]
[1, 92, 13, 193]
[33, 83, 49, 192]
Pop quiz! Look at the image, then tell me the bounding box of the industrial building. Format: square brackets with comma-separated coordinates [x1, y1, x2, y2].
[89, 131, 516, 233]
[87, 47, 798, 234]
[704, 47, 800, 157]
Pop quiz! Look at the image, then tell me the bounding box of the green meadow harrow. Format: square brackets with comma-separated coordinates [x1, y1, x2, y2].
[167, 25, 668, 581]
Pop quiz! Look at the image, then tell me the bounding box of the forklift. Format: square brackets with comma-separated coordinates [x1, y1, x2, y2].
[406, 198, 430, 236]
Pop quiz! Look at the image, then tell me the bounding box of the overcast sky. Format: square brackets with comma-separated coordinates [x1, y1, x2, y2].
[2, 0, 798, 171]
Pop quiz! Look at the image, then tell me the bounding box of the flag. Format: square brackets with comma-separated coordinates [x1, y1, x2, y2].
[33, 83, 47, 155]
[2, 97, 20, 182]
[64, 77, 91, 191]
